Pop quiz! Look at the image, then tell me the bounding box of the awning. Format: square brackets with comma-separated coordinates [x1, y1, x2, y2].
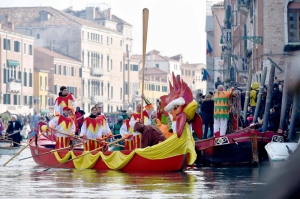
[40, 109, 49, 115]
[7, 60, 20, 67]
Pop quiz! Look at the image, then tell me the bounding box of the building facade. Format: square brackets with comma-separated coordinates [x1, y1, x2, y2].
[34, 46, 82, 114]
[33, 68, 49, 115]
[0, 17, 34, 115]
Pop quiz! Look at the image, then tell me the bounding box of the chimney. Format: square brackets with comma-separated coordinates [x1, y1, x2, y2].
[107, 8, 111, 19]
[86, 7, 95, 20]
[50, 41, 53, 51]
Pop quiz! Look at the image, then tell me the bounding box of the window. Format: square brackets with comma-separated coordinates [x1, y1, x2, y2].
[101, 35, 103, 42]
[58, 65, 61, 75]
[155, 64, 159, 68]
[79, 68, 82, 77]
[54, 64, 56, 74]
[125, 64, 128, 71]
[14, 41, 20, 52]
[162, 86, 168, 92]
[82, 31, 84, 40]
[3, 38, 11, 50]
[29, 45, 32, 55]
[88, 32, 90, 40]
[29, 72, 33, 87]
[107, 105, 110, 112]
[111, 86, 113, 99]
[111, 106, 113, 112]
[45, 95, 48, 106]
[120, 88, 122, 100]
[107, 36, 109, 44]
[24, 96, 27, 105]
[37, 34, 40, 39]
[29, 96, 33, 106]
[288, 4, 300, 42]
[111, 59, 113, 70]
[24, 71, 27, 86]
[45, 77, 48, 88]
[71, 67, 75, 76]
[3, 94, 10, 104]
[120, 40, 122, 46]
[126, 44, 128, 52]
[132, 65, 138, 71]
[120, 61, 123, 72]
[24, 43, 26, 54]
[63, 66, 66, 76]
[107, 56, 110, 70]
[125, 82, 128, 94]
[18, 71, 22, 81]
[54, 85, 57, 94]
[111, 38, 113, 44]
[13, 95, 18, 105]
[3, 68, 7, 83]
[40, 76, 42, 87]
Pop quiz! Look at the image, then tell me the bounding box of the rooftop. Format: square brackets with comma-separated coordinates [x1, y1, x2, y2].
[0, 7, 121, 34]
[34, 46, 81, 63]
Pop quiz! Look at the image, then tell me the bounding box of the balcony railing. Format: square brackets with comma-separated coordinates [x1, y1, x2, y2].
[91, 67, 104, 76]
[91, 95, 103, 104]
[7, 81, 21, 93]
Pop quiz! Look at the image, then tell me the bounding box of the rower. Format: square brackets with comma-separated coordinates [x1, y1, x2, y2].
[80, 107, 112, 151]
[49, 106, 76, 149]
[95, 104, 113, 138]
[54, 86, 76, 115]
[6, 115, 22, 147]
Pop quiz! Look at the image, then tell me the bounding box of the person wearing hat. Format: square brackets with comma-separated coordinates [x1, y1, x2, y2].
[6, 115, 22, 147]
[54, 86, 76, 116]
[271, 83, 282, 107]
[48, 106, 76, 149]
[80, 107, 112, 151]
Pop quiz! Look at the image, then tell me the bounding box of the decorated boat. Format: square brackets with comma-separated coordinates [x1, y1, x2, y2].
[0, 140, 21, 155]
[195, 129, 284, 166]
[29, 73, 202, 172]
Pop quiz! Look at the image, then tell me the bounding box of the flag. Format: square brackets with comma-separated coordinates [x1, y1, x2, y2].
[206, 40, 213, 56]
[202, 69, 211, 81]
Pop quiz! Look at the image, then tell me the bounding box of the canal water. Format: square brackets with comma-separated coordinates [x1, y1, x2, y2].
[0, 148, 271, 199]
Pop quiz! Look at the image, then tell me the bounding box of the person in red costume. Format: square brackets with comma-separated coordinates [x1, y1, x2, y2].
[54, 86, 76, 115]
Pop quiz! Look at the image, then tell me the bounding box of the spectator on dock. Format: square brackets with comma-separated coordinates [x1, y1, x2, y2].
[258, 105, 281, 132]
[271, 84, 282, 107]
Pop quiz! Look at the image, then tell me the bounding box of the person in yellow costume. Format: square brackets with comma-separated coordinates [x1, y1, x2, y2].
[213, 85, 234, 136]
[250, 82, 259, 115]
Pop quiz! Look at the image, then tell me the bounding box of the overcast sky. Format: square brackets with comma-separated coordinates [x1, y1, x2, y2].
[0, 0, 207, 64]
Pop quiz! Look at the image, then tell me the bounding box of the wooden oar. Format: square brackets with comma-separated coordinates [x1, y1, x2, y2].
[0, 138, 22, 146]
[43, 137, 126, 172]
[49, 127, 122, 146]
[18, 143, 83, 161]
[3, 132, 45, 166]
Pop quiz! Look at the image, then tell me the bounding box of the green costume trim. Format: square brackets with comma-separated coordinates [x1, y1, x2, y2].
[214, 98, 229, 104]
[214, 106, 229, 112]
[161, 114, 167, 124]
[214, 114, 230, 119]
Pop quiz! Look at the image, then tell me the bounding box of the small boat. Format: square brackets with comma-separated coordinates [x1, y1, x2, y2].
[265, 142, 298, 168]
[0, 140, 21, 155]
[195, 129, 284, 166]
[29, 127, 197, 172]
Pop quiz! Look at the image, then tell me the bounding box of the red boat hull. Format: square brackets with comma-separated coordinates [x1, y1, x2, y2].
[29, 136, 188, 172]
[195, 129, 284, 165]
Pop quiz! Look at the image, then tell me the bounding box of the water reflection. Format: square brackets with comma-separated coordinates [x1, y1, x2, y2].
[0, 148, 270, 198]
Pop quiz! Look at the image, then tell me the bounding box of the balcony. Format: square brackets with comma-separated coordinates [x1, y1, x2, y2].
[91, 67, 104, 76]
[7, 81, 21, 93]
[91, 95, 103, 104]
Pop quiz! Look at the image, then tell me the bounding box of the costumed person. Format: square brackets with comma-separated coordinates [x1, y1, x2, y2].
[80, 107, 111, 151]
[48, 106, 76, 149]
[20, 119, 31, 139]
[129, 94, 153, 129]
[95, 103, 104, 116]
[95, 105, 113, 139]
[213, 85, 234, 136]
[75, 106, 85, 135]
[37, 116, 48, 135]
[157, 99, 169, 125]
[54, 86, 76, 115]
[250, 82, 259, 115]
[150, 111, 173, 139]
[201, 94, 214, 139]
[133, 122, 166, 148]
[6, 115, 22, 147]
[120, 110, 130, 120]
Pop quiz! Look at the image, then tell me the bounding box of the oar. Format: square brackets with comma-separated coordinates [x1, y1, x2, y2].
[3, 131, 45, 166]
[18, 143, 83, 161]
[4, 130, 22, 137]
[43, 137, 126, 172]
[0, 138, 22, 146]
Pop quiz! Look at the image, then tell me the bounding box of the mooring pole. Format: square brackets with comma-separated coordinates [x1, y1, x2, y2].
[243, 69, 253, 124]
[279, 62, 291, 131]
[288, 93, 300, 141]
[253, 67, 267, 123]
[262, 64, 275, 133]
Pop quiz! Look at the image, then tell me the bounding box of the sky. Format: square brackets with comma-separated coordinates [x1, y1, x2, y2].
[0, 0, 207, 64]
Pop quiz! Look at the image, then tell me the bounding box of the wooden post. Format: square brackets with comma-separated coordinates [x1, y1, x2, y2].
[243, 69, 253, 124]
[141, 8, 149, 121]
[262, 64, 276, 133]
[253, 67, 267, 123]
[288, 93, 300, 141]
[279, 62, 291, 131]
